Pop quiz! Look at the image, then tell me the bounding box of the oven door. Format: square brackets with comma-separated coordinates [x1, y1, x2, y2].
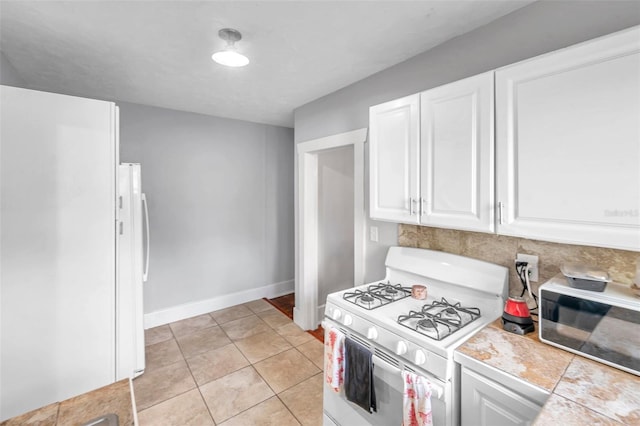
[323, 351, 448, 426]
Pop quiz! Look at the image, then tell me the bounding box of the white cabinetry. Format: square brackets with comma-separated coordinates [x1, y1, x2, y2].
[461, 367, 543, 426]
[420, 72, 494, 232]
[369, 94, 420, 223]
[496, 26, 640, 251]
[369, 73, 494, 232]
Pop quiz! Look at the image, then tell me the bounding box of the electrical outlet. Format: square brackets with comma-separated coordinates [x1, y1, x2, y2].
[516, 253, 539, 282]
[370, 226, 379, 242]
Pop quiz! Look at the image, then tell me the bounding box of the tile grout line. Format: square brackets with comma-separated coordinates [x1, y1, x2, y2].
[275, 393, 304, 426]
[179, 313, 218, 425]
[195, 307, 278, 425]
[140, 304, 321, 425]
[138, 315, 218, 422]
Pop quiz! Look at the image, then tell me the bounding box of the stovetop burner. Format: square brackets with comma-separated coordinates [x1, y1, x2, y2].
[398, 298, 481, 340]
[342, 282, 411, 309]
[417, 318, 437, 330]
[360, 293, 375, 303]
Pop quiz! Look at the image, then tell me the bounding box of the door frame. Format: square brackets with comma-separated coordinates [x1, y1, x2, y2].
[294, 128, 367, 330]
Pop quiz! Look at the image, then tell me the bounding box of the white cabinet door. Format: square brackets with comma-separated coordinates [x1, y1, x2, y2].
[1, 86, 117, 419]
[369, 94, 420, 223]
[420, 72, 494, 233]
[496, 26, 640, 251]
[461, 367, 542, 426]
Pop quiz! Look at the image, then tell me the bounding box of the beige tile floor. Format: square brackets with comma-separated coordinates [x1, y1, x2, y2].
[134, 299, 324, 425]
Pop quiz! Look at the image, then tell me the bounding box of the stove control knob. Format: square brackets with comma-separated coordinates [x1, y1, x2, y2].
[395, 341, 408, 355]
[331, 309, 342, 320]
[414, 350, 427, 365]
[367, 327, 378, 340]
[343, 314, 353, 326]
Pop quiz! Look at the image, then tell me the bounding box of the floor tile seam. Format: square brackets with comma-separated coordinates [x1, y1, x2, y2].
[249, 345, 299, 367]
[167, 327, 202, 401]
[291, 346, 323, 374]
[177, 340, 222, 424]
[182, 340, 238, 363]
[192, 379, 218, 425]
[170, 321, 221, 341]
[187, 343, 251, 388]
[217, 313, 272, 341]
[212, 311, 255, 325]
[250, 362, 283, 396]
[208, 386, 277, 425]
[294, 348, 316, 367]
[244, 301, 272, 315]
[144, 335, 173, 347]
[143, 337, 181, 371]
[274, 394, 304, 426]
[142, 353, 191, 376]
[242, 344, 293, 365]
[252, 357, 320, 396]
[276, 372, 324, 426]
[244, 303, 260, 315]
[136, 386, 198, 414]
[138, 386, 216, 424]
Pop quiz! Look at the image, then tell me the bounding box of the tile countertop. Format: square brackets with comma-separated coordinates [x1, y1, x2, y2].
[454, 319, 640, 425]
[0, 379, 136, 426]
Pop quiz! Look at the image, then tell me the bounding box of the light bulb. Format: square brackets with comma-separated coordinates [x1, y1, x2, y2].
[212, 49, 249, 67]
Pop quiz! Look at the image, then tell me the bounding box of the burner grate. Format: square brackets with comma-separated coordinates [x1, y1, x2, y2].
[342, 282, 411, 309]
[397, 298, 481, 340]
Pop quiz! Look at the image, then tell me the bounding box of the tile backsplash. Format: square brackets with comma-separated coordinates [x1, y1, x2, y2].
[398, 224, 640, 297]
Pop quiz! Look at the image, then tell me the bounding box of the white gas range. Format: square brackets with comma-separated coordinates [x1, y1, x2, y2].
[322, 246, 508, 426]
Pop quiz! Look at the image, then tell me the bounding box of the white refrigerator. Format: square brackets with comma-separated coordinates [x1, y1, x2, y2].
[0, 85, 147, 420]
[117, 163, 149, 381]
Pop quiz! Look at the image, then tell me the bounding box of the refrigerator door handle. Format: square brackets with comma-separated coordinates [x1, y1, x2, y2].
[142, 193, 150, 282]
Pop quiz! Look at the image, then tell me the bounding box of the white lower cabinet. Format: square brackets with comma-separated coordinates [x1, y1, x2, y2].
[460, 367, 543, 426]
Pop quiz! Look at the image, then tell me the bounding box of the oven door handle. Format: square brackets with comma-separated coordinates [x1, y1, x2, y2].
[372, 355, 444, 400]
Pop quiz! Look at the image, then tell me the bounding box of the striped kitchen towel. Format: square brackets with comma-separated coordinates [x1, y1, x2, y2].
[402, 370, 433, 426]
[324, 326, 345, 392]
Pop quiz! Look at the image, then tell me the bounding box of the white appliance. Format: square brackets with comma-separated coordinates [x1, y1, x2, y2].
[117, 163, 150, 380]
[0, 85, 146, 420]
[539, 274, 640, 376]
[322, 246, 508, 426]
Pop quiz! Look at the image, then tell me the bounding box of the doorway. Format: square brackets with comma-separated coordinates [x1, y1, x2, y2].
[294, 128, 367, 331]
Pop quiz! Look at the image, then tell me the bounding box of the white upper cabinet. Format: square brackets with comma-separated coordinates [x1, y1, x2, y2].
[496, 26, 640, 251]
[369, 94, 420, 223]
[369, 74, 494, 233]
[420, 72, 494, 232]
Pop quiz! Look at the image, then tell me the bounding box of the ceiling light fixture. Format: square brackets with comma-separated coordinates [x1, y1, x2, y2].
[212, 28, 249, 67]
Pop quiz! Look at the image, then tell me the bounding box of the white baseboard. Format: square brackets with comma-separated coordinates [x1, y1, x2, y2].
[143, 279, 294, 329]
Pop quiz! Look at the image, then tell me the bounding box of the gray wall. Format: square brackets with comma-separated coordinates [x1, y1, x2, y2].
[0, 51, 26, 87]
[0, 53, 295, 314]
[294, 0, 640, 282]
[119, 102, 294, 313]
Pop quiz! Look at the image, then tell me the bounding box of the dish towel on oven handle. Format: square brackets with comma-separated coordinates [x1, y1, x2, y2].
[324, 326, 345, 392]
[402, 370, 433, 426]
[344, 337, 377, 413]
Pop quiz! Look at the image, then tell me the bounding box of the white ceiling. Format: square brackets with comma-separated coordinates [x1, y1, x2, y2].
[0, 1, 534, 127]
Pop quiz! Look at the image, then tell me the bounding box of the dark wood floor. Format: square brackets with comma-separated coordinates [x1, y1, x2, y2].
[266, 293, 324, 343]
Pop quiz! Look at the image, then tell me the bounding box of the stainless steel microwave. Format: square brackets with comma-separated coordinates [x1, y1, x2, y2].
[539, 274, 640, 376]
